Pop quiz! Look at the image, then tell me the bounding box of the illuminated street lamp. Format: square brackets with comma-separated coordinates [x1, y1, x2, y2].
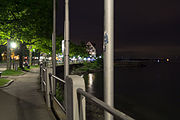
[10, 42, 17, 49]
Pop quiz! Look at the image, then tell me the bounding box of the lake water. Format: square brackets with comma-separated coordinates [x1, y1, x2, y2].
[84, 62, 180, 120]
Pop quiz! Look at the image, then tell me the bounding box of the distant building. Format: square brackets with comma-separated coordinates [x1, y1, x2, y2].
[86, 42, 96, 57]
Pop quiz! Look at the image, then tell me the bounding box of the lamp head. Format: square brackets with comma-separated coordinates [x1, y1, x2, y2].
[11, 42, 17, 49]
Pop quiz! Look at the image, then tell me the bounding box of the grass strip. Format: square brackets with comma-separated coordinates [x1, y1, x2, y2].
[2, 69, 24, 76]
[30, 65, 39, 68]
[0, 78, 10, 86]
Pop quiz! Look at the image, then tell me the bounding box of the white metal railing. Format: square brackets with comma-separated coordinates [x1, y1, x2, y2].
[51, 74, 66, 83]
[49, 73, 66, 112]
[40, 64, 135, 120]
[77, 88, 135, 120]
[42, 68, 47, 87]
[40, 64, 51, 108]
[40, 64, 47, 92]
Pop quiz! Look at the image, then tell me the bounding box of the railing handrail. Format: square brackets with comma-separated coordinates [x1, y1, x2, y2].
[50, 74, 66, 83]
[77, 88, 135, 120]
[42, 81, 46, 86]
[52, 93, 66, 113]
[42, 68, 47, 83]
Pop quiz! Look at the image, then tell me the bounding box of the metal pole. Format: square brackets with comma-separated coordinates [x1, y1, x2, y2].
[104, 0, 114, 119]
[64, 0, 69, 79]
[64, 0, 70, 111]
[7, 39, 11, 70]
[52, 0, 56, 95]
[12, 49, 15, 69]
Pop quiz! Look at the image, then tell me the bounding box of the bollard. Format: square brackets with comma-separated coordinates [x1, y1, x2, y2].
[65, 75, 86, 120]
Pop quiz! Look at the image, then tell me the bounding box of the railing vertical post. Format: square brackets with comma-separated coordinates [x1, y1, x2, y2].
[40, 64, 42, 79]
[46, 68, 52, 109]
[65, 75, 86, 120]
[44, 68, 47, 91]
[43, 68, 46, 92]
[79, 94, 84, 120]
[49, 73, 52, 95]
[40, 65, 44, 92]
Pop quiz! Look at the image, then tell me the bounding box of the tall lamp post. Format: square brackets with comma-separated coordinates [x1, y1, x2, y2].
[104, 0, 114, 119]
[10, 42, 17, 70]
[64, 0, 70, 112]
[64, 0, 70, 79]
[52, 0, 56, 95]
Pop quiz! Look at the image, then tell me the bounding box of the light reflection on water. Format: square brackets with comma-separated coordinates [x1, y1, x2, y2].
[84, 73, 104, 120]
[87, 73, 95, 94]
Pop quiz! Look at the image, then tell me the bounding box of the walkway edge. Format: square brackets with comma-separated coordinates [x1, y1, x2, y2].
[0, 80, 14, 88]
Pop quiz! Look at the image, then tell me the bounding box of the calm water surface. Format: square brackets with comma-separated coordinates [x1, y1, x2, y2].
[84, 62, 180, 120]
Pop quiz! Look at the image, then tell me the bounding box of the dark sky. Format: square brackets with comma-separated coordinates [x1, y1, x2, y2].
[57, 0, 180, 58]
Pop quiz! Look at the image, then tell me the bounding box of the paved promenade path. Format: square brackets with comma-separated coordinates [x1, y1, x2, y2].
[0, 63, 6, 72]
[0, 68, 55, 120]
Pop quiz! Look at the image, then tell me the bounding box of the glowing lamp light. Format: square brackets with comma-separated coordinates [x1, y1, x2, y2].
[10, 42, 17, 49]
[167, 58, 170, 62]
[78, 56, 82, 60]
[49, 57, 52, 60]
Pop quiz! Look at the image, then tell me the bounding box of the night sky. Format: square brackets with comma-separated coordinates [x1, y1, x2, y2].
[57, 0, 180, 58]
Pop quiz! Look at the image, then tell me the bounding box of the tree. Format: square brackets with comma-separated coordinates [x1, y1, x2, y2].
[69, 42, 88, 57]
[0, 45, 6, 61]
[0, 0, 53, 69]
[0, 0, 88, 69]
